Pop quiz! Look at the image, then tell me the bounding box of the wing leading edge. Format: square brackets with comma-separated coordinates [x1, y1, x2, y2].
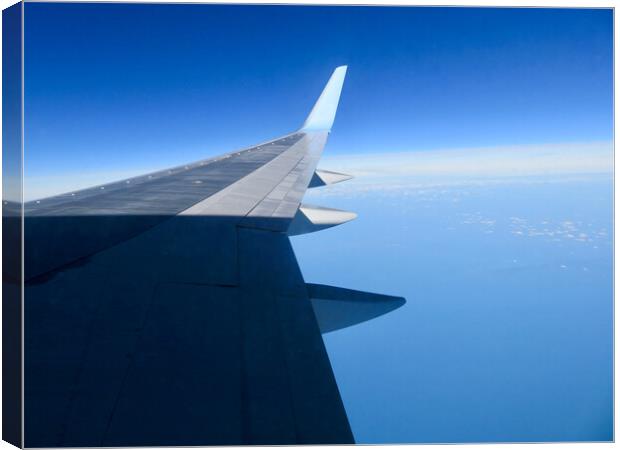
[23, 67, 405, 447]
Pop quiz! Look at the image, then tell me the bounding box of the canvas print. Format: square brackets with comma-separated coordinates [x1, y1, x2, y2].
[2, 2, 614, 447]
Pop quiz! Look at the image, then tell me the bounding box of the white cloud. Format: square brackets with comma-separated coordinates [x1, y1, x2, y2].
[304, 140, 612, 198]
[321, 140, 612, 178]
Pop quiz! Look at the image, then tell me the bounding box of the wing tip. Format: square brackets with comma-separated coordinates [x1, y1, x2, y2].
[300, 66, 348, 133]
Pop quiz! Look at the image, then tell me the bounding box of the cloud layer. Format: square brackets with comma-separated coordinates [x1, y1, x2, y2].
[321, 141, 613, 180]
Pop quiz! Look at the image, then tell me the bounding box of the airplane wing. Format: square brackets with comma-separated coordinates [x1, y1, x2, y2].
[23, 66, 405, 447]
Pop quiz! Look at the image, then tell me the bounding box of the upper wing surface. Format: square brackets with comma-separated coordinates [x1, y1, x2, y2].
[25, 132, 304, 218]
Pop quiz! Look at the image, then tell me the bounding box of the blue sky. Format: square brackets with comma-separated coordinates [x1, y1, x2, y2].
[24, 4, 612, 198]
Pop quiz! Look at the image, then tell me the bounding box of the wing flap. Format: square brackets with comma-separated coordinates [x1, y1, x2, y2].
[309, 169, 353, 188]
[307, 283, 406, 334]
[287, 204, 357, 236]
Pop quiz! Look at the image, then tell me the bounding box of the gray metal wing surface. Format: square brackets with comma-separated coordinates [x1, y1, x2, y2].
[23, 66, 405, 447]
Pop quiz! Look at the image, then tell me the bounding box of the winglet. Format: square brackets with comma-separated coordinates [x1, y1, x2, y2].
[301, 66, 347, 132]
